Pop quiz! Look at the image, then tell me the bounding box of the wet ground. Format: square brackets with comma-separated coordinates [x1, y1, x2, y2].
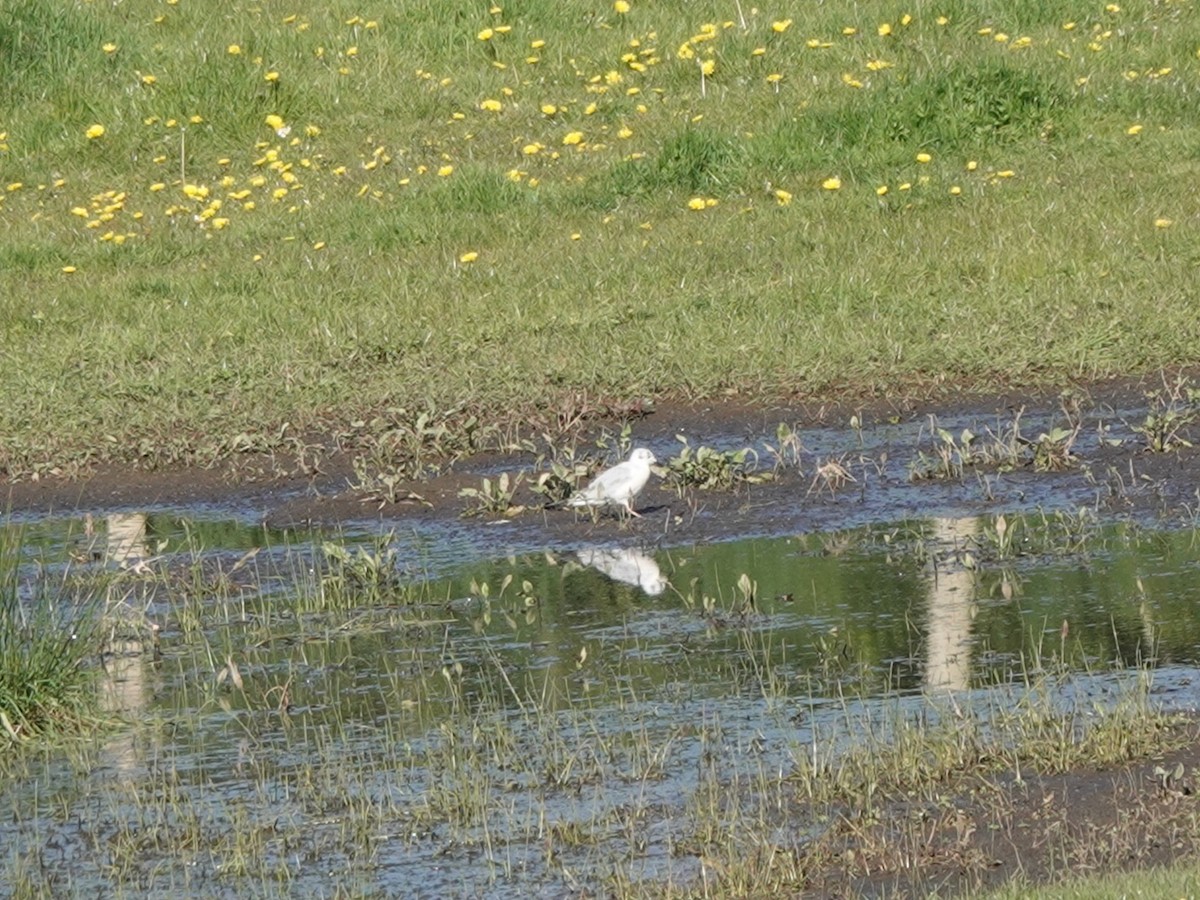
[5, 377, 1200, 897]
[7, 376, 1200, 538]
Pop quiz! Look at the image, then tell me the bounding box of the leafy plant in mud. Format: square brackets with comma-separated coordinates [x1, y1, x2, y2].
[666, 437, 770, 493]
[1131, 377, 1200, 453]
[1032, 424, 1079, 471]
[910, 426, 981, 481]
[912, 410, 1078, 481]
[345, 402, 491, 489]
[530, 460, 586, 506]
[763, 422, 805, 472]
[458, 472, 524, 518]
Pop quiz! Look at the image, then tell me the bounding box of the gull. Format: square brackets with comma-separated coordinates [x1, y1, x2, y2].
[567, 448, 657, 517]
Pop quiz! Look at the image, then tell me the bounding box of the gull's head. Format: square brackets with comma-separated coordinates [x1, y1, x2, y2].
[629, 447, 656, 466]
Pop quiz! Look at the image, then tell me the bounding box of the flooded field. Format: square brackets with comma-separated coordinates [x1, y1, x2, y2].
[3, 497, 1200, 897]
[8, 383, 1200, 896]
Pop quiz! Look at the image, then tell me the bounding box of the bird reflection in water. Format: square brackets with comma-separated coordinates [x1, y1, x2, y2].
[575, 547, 668, 596]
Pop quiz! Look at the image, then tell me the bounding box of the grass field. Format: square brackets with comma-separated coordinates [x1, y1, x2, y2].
[1, 0, 1197, 477]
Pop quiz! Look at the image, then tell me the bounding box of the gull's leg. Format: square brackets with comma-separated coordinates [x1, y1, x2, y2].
[624, 500, 641, 518]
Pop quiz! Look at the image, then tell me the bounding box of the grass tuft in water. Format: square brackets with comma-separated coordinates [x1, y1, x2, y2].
[0, 529, 99, 740]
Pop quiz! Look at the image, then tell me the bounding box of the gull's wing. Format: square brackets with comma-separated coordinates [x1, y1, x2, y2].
[585, 460, 634, 498]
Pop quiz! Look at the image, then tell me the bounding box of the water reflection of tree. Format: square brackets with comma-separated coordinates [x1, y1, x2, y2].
[923, 518, 978, 693]
[98, 513, 152, 779]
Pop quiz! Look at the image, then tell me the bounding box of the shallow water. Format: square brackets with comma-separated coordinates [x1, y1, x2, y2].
[3, 506, 1200, 897]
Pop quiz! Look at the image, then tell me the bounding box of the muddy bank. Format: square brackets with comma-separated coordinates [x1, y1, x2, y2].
[5, 376, 1200, 542]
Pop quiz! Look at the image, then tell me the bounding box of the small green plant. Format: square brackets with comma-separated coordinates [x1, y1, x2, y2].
[458, 471, 524, 517]
[985, 513, 1017, 559]
[1032, 425, 1079, 471]
[763, 422, 805, 471]
[345, 403, 489, 487]
[530, 461, 584, 506]
[666, 437, 769, 493]
[1131, 378, 1200, 453]
[910, 425, 980, 481]
[320, 533, 404, 602]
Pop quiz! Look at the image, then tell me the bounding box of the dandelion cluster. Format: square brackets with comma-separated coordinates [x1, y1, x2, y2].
[0, 0, 1187, 277]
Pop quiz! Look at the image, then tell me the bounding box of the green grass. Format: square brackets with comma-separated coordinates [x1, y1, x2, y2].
[0, 528, 98, 738]
[1, 0, 1199, 475]
[980, 862, 1200, 899]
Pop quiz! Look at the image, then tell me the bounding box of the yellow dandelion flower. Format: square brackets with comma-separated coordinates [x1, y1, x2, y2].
[771, 19, 792, 33]
[687, 197, 708, 210]
[966, 160, 978, 171]
[571, 232, 582, 240]
[617, 126, 633, 139]
[843, 27, 857, 35]
[774, 188, 792, 205]
[62, 266, 77, 274]
[478, 28, 494, 41]
[996, 170, 1015, 178]
[437, 165, 454, 176]
[1126, 124, 1143, 135]
[312, 241, 326, 250]
[102, 42, 117, 53]
[900, 14, 912, 26]
[916, 152, 932, 163]
[876, 185, 888, 196]
[228, 44, 241, 54]
[459, 251, 479, 263]
[766, 73, 783, 84]
[1154, 218, 1173, 228]
[936, 16, 949, 25]
[541, 103, 558, 115]
[562, 131, 584, 145]
[479, 98, 502, 111]
[211, 217, 230, 230]
[822, 177, 842, 190]
[878, 23, 892, 36]
[898, 182, 912, 191]
[614, 0, 630, 13]
[85, 123, 106, 139]
[700, 58, 715, 76]
[949, 185, 962, 196]
[531, 39, 546, 49]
